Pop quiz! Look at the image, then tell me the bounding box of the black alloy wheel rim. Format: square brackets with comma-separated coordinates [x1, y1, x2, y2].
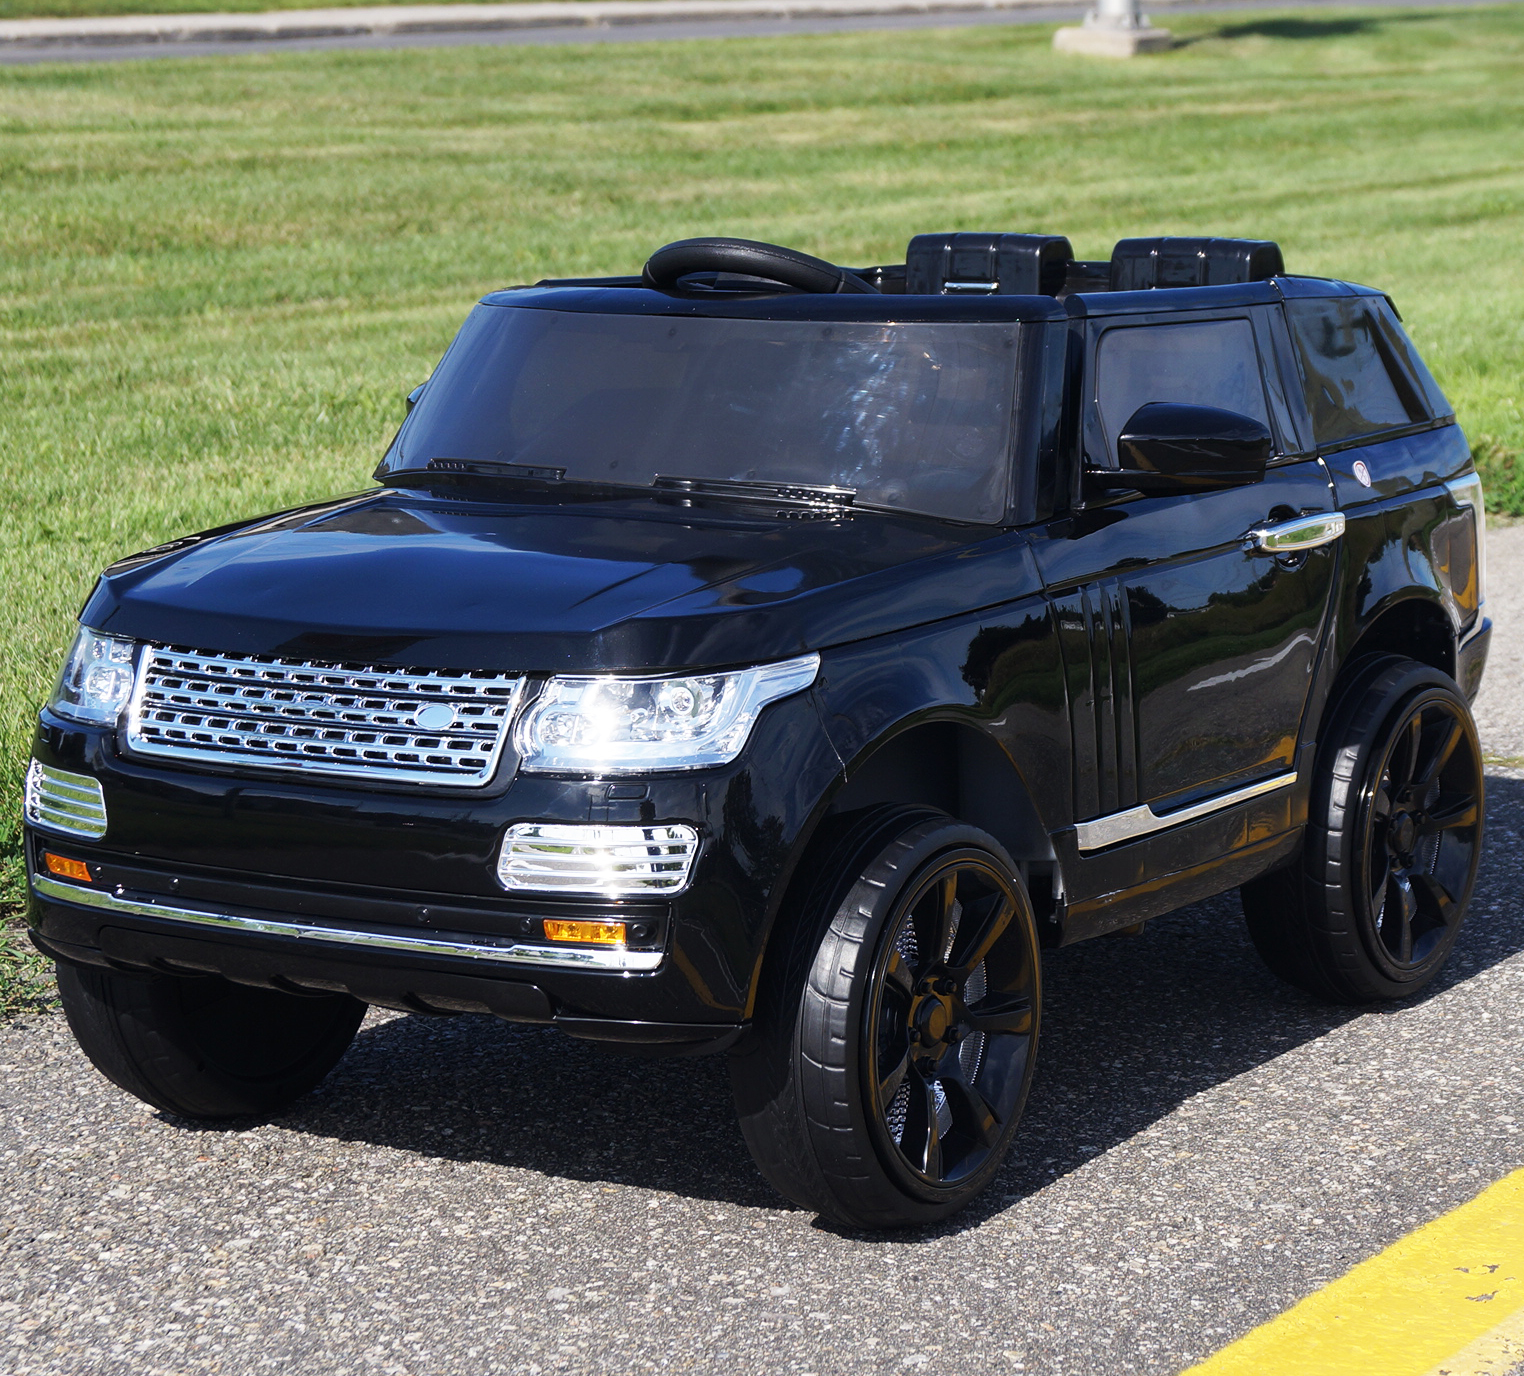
[862, 851, 1037, 1191]
[1358, 691, 1483, 976]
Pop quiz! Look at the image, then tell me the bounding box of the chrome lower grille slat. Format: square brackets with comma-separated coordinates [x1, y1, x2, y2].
[25, 761, 109, 839]
[126, 646, 524, 787]
[498, 823, 701, 896]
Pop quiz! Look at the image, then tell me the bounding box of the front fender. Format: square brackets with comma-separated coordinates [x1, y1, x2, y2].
[812, 584, 1070, 854]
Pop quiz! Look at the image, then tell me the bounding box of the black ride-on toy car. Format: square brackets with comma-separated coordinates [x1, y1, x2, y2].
[25, 232, 1489, 1228]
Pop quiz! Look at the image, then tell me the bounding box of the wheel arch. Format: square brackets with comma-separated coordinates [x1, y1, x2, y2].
[825, 718, 1056, 883]
[1339, 592, 1457, 685]
[744, 599, 1068, 1020]
[748, 715, 1063, 1028]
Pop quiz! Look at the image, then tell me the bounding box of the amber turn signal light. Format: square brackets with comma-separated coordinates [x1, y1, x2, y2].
[543, 919, 626, 946]
[43, 852, 92, 883]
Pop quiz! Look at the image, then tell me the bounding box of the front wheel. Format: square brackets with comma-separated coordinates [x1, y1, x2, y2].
[57, 962, 366, 1119]
[731, 809, 1041, 1229]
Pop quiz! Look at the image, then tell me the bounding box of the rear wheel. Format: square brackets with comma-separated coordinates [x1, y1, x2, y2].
[1242, 658, 1484, 1003]
[731, 808, 1041, 1229]
[57, 962, 365, 1119]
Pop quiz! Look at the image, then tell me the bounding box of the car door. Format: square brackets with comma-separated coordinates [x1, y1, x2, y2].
[1035, 308, 1340, 859]
[1280, 288, 1483, 673]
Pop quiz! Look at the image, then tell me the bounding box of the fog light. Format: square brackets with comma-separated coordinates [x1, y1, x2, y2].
[544, 919, 627, 946]
[43, 852, 92, 883]
[497, 822, 699, 896]
[25, 761, 109, 840]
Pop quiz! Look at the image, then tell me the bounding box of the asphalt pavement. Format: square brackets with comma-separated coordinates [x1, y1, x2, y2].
[0, 0, 1512, 63]
[4, 530, 1524, 1375]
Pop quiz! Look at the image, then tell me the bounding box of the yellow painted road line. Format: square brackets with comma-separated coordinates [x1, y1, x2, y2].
[1420, 1301, 1524, 1376]
[1182, 1169, 1524, 1376]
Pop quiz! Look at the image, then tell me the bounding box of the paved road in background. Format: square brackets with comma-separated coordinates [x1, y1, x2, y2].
[0, 0, 1513, 64]
[4, 531, 1524, 1375]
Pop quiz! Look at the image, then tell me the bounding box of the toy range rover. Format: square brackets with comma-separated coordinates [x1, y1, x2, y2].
[25, 232, 1488, 1229]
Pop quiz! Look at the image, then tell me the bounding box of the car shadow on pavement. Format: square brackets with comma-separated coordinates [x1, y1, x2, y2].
[265, 772, 1524, 1236]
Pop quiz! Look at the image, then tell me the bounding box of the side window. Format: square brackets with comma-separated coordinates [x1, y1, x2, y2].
[1285, 297, 1429, 446]
[1092, 319, 1270, 466]
[1369, 298, 1453, 421]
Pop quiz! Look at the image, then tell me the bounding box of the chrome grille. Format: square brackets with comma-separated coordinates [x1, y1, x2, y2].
[126, 646, 524, 787]
[25, 761, 109, 839]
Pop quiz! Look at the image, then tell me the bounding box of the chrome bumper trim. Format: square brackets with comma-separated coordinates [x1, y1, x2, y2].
[29, 873, 664, 973]
[1074, 771, 1297, 853]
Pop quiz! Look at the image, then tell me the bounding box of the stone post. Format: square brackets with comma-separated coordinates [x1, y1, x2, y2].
[1053, 0, 1172, 57]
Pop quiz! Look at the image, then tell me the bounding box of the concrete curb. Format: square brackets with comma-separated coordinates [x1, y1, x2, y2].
[0, 0, 1070, 47]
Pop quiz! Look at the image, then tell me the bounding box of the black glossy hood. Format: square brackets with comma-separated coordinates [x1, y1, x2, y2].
[82, 488, 1039, 673]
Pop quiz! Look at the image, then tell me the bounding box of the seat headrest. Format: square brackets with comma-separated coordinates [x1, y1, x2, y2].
[906, 233, 1074, 296]
[1110, 237, 1284, 290]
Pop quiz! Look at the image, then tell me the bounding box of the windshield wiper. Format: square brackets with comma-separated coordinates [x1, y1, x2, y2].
[424, 458, 568, 482]
[390, 458, 645, 500]
[395, 461, 892, 516]
[653, 475, 857, 511]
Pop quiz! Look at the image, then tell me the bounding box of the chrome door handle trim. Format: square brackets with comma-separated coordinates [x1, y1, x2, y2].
[1244, 511, 1346, 555]
[1074, 771, 1297, 853]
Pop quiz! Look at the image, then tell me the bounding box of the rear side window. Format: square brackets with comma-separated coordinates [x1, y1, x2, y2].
[1285, 297, 1434, 446]
[1092, 319, 1270, 465]
[1369, 298, 1452, 420]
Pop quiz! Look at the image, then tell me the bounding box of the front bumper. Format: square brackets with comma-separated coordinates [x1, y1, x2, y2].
[26, 684, 844, 1049]
[28, 854, 739, 1054]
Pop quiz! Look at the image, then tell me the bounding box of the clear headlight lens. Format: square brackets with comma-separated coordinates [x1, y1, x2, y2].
[47, 626, 139, 727]
[515, 652, 820, 774]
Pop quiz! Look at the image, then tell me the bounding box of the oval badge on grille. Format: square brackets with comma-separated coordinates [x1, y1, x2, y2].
[411, 703, 458, 732]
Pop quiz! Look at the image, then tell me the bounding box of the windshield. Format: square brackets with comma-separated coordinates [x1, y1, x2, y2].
[383, 305, 1021, 523]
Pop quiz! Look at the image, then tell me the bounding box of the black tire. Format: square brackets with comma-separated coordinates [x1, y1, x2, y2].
[730, 807, 1041, 1229]
[57, 962, 366, 1120]
[642, 238, 878, 295]
[1242, 657, 1484, 1003]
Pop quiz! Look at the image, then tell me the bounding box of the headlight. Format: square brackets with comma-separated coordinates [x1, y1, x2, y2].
[515, 653, 820, 774]
[47, 626, 139, 727]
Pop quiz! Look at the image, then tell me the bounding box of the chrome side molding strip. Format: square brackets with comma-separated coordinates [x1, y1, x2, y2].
[30, 873, 664, 973]
[1244, 511, 1346, 555]
[1074, 771, 1297, 853]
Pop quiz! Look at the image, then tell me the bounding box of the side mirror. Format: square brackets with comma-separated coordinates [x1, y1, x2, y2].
[1089, 403, 1272, 495]
[405, 383, 427, 415]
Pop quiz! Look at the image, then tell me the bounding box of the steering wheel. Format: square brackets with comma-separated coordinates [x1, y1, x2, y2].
[642, 238, 879, 295]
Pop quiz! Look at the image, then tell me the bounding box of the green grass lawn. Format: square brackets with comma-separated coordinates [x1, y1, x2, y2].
[2, 7, 1523, 1010]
